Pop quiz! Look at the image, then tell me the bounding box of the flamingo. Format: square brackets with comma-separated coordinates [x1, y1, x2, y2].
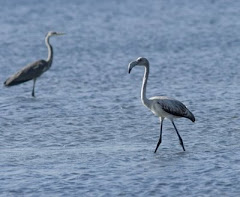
[128, 57, 195, 152]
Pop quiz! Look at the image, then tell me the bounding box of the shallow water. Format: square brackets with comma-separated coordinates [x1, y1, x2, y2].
[0, 0, 240, 196]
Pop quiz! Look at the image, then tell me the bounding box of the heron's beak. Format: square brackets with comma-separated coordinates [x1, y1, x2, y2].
[128, 61, 137, 74]
[56, 32, 65, 36]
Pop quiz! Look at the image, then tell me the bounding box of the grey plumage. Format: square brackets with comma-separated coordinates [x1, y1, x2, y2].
[128, 57, 195, 153]
[4, 31, 64, 97]
[155, 96, 195, 122]
[4, 60, 48, 86]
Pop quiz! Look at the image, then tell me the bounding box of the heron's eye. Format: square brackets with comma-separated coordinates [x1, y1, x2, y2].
[137, 58, 142, 62]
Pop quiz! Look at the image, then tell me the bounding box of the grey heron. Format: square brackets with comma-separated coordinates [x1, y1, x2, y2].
[4, 31, 65, 97]
[128, 57, 195, 153]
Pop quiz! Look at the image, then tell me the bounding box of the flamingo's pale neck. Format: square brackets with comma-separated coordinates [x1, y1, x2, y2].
[141, 63, 151, 108]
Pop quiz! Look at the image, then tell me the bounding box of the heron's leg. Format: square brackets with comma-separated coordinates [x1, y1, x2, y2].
[171, 121, 185, 151]
[154, 117, 164, 153]
[32, 78, 36, 97]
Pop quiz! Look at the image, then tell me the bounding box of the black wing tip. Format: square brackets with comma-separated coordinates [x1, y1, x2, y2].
[4, 80, 9, 86]
[3, 79, 26, 87]
[186, 110, 195, 122]
[191, 116, 195, 122]
[189, 113, 195, 122]
[4, 80, 14, 86]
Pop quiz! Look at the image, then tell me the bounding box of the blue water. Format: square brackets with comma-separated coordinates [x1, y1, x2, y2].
[0, 0, 240, 196]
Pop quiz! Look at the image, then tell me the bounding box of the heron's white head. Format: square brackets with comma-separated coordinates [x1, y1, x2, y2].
[128, 57, 149, 73]
[46, 31, 65, 38]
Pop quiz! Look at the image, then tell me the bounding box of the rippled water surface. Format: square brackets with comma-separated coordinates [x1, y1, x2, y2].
[1, 0, 240, 196]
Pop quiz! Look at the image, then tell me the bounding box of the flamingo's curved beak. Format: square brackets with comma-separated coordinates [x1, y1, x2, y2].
[128, 61, 137, 74]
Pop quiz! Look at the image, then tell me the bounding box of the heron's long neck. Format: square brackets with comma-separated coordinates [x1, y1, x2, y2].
[45, 36, 53, 66]
[141, 64, 151, 108]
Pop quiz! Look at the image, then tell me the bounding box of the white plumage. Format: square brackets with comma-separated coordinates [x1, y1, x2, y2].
[128, 57, 195, 153]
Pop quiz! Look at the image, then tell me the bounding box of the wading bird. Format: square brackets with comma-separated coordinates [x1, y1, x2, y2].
[128, 57, 195, 153]
[4, 31, 65, 97]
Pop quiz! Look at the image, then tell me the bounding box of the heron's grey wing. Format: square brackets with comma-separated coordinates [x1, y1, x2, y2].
[4, 60, 48, 86]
